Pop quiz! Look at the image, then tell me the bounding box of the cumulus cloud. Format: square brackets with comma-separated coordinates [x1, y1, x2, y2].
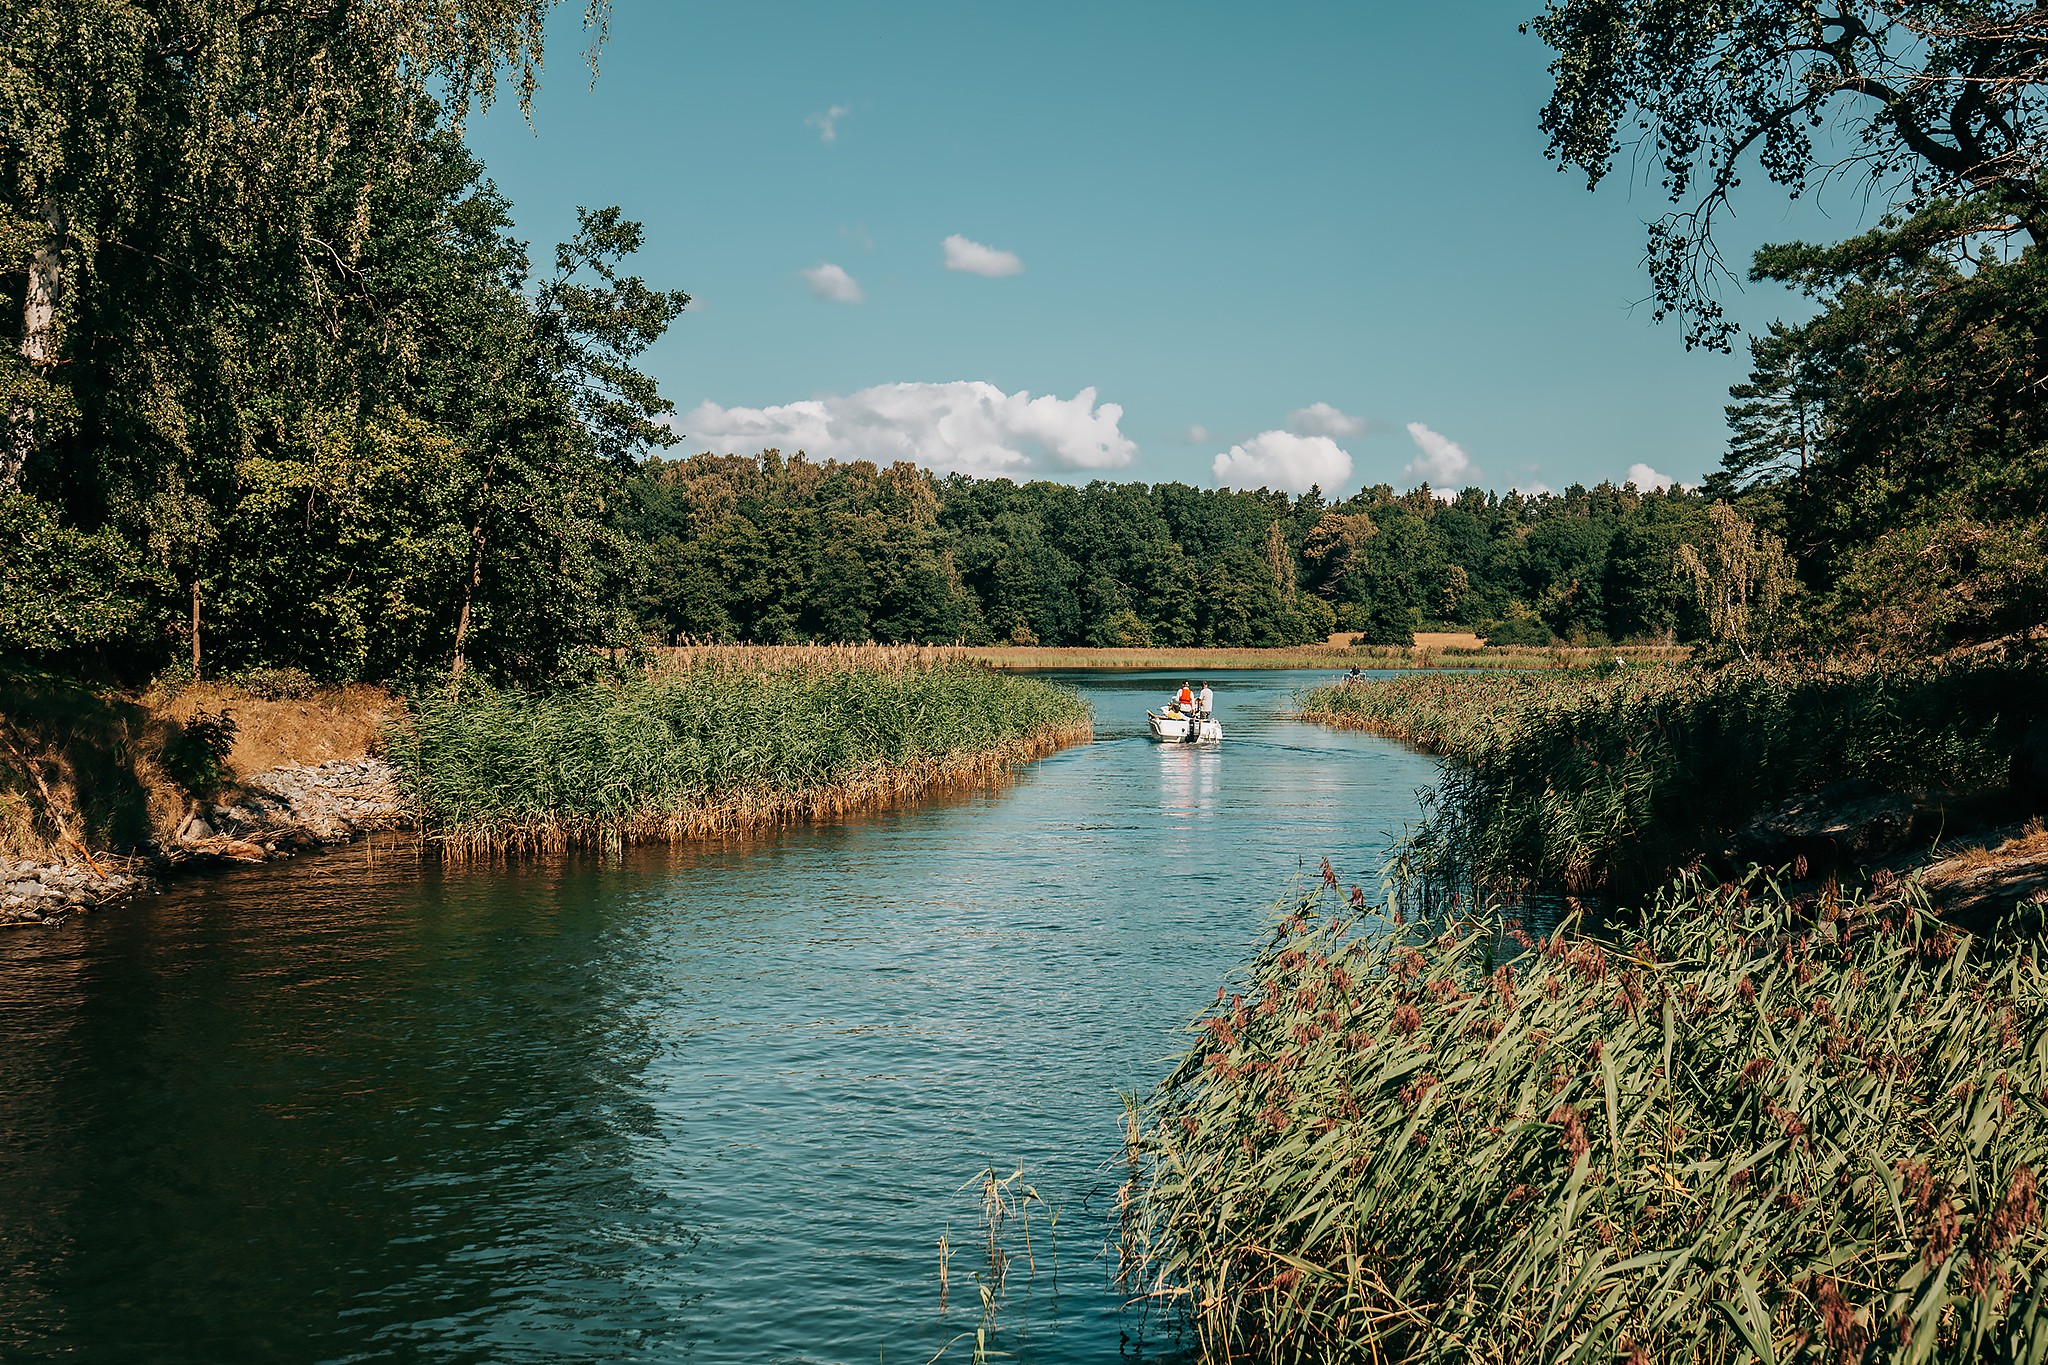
[806, 104, 849, 144]
[799, 263, 863, 304]
[942, 234, 1024, 277]
[1514, 482, 1555, 498]
[1211, 431, 1353, 494]
[680, 382, 1135, 478]
[1287, 402, 1368, 438]
[1403, 422, 1476, 491]
[1626, 462, 1679, 491]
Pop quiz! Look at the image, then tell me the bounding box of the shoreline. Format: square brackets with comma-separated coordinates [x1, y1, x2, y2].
[2, 720, 1095, 923]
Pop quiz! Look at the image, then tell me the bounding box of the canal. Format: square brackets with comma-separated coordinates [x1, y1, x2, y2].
[0, 668, 1442, 1364]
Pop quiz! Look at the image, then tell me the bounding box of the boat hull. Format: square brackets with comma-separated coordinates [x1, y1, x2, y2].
[1148, 713, 1223, 743]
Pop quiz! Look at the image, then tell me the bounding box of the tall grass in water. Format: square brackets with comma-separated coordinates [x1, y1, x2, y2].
[1126, 870, 2048, 1363]
[387, 660, 1089, 855]
[1298, 657, 2045, 891]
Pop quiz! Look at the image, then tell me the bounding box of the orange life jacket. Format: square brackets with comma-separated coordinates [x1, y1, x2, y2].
[1177, 687, 1193, 706]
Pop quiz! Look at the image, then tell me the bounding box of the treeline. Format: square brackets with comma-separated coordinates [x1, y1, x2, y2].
[630, 453, 1711, 652]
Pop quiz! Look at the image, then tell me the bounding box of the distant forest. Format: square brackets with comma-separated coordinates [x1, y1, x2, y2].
[632, 454, 1706, 652]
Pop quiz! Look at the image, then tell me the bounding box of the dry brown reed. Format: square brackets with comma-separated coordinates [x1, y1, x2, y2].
[649, 641, 972, 674]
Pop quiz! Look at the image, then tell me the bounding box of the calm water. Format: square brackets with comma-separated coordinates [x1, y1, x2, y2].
[0, 669, 1443, 1364]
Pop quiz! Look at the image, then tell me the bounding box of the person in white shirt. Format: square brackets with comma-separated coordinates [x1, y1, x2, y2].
[1196, 682, 1213, 717]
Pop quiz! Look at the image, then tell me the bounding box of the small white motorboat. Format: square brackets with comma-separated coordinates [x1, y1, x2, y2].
[1148, 708, 1223, 743]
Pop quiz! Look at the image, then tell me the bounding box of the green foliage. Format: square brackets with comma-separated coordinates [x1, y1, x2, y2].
[162, 707, 238, 797]
[386, 660, 1090, 848]
[1530, 2, 2048, 350]
[1484, 616, 1552, 648]
[1132, 874, 2048, 1362]
[1726, 202, 2048, 656]
[1300, 657, 2045, 890]
[632, 455, 1714, 652]
[0, 489, 154, 658]
[232, 667, 317, 701]
[1, 4, 683, 689]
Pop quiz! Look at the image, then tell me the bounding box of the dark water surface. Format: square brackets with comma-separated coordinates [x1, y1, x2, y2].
[0, 669, 1442, 1364]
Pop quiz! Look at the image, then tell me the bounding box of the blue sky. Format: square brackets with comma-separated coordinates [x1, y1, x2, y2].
[465, 0, 1870, 499]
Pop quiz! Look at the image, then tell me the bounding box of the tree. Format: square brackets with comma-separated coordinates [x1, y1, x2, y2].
[1713, 321, 1830, 495]
[1530, 1, 2048, 347]
[1675, 502, 1796, 657]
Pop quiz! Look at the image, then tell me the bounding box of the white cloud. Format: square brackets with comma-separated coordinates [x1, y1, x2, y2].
[679, 382, 1136, 478]
[799, 263, 863, 304]
[1184, 424, 1214, 443]
[806, 104, 849, 144]
[942, 234, 1024, 277]
[1626, 462, 1678, 491]
[1513, 482, 1555, 498]
[1403, 422, 1477, 491]
[1287, 402, 1368, 438]
[1211, 431, 1352, 494]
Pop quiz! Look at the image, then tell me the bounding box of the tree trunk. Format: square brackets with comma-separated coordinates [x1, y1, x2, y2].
[4, 195, 65, 491]
[449, 520, 489, 698]
[448, 456, 499, 701]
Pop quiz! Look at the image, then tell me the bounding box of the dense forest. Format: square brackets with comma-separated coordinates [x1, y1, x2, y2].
[630, 457, 1706, 652]
[4, 1, 2042, 688]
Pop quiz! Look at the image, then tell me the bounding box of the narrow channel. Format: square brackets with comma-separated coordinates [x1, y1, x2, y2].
[0, 669, 1440, 1364]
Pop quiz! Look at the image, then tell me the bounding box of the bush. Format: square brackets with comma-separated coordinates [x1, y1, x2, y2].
[163, 708, 238, 796]
[1484, 616, 1553, 647]
[234, 666, 318, 700]
[1130, 873, 2048, 1364]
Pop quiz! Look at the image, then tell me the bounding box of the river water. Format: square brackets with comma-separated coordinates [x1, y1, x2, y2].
[0, 669, 1443, 1364]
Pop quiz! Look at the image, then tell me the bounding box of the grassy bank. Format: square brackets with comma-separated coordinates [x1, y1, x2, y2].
[1127, 873, 2048, 1363]
[960, 643, 1687, 671]
[387, 658, 1091, 854]
[0, 670, 396, 862]
[1298, 658, 2044, 891]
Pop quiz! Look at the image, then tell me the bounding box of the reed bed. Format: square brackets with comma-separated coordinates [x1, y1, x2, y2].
[648, 641, 971, 673]
[1126, 869, 2048, 1364]
[1298, 657, 2044, 891]
[960, 645, 1672, 672]
[386, 661, 1090, 855]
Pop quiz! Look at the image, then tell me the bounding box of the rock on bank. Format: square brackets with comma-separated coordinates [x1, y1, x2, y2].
[173, 758, 408, 864]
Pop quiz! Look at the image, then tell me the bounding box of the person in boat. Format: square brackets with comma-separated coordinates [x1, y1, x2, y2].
[1174, 682, 1195, 714]
[1196, 682, 1213, 718]
[1347, 664, 1362, 685]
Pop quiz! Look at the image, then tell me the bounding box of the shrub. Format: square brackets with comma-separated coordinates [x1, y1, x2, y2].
[234, 666, 318, 700]
[1485, 616, 1553, 647]
[162, 707, 238, 796]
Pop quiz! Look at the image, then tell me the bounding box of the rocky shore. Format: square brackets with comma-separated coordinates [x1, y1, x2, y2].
[3, 758, 409, 928]
[173, 758, 408, 863]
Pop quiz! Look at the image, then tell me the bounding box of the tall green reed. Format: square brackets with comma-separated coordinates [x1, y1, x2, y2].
[1299, 657, 2044, 890]
[384, 660, 1090, 853]
[1128, 868, 2048, 1363]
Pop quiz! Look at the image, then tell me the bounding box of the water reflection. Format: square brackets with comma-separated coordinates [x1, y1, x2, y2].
[0, 669, 1444, 1364]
